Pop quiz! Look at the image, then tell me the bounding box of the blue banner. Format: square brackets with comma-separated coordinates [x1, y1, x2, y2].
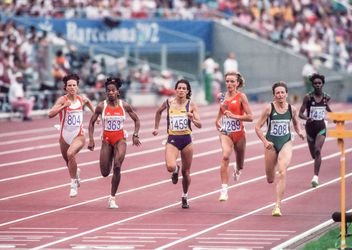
[11, 17, 212, 51]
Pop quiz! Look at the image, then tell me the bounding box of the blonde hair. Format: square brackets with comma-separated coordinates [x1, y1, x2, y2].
[225, 71, 245, 88]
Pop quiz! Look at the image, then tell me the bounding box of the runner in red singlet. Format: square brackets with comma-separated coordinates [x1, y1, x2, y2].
[88, 76, 141, 209]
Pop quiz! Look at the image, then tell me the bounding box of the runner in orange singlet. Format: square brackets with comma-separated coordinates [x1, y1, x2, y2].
[88, 76, 141, 209]
[215, 71, 253, 202]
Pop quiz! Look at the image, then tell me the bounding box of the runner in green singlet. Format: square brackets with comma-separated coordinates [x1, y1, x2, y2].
[255, 81, 305, 217]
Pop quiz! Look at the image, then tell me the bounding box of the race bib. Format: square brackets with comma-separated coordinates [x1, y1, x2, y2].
[65, 111, 82, 127]
[309, 107, 326, 120]
[270, 120, 290, 136]
[222, 117, 241, 132]
[105, 116, 124, 131]
[170, 115, 188, 131]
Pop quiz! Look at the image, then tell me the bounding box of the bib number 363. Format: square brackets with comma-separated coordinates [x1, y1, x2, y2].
[105, 117, 123, 131]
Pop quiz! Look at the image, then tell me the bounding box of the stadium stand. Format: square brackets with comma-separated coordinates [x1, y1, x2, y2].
[0, 0, 351, 115]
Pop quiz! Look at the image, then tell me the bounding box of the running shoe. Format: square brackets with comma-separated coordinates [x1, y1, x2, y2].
[233, 169, 241, 182]
[182, 197, 189, 209]
[171, 165, 180, 184]
[272, 205, 282, 217]
[69, 179, 78, 198]
[311, 175, 319, 188]
[219, 190, 228, 202]
[108, 196, 118, 209]
[76, 168, 81, 188]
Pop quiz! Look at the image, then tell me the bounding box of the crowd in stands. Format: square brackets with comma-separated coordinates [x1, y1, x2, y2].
[1, 0, 351, 73]
[0, 0, 351, 118]
[0, 19, 177, 116]
[220, 0, 352, 72]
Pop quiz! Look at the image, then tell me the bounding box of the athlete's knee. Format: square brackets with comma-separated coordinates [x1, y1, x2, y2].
[66, 149, 76, 162]
[267, 177, 274, 184]
[100, 165, 110, 177]
[181, 167, 190, 177]
[166, 163, 176, 173]
[277, 169, 286, 180]
[113, 164, 121, 176]
[314, 149, 321, 158]
[222, 154, 230, 163]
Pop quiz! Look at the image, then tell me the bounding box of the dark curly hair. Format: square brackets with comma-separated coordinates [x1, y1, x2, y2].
[63, 73, 80, 91]
[105, 76, 123, 90]
[175, 79, 192, 99]
[309, 73, 325, 85]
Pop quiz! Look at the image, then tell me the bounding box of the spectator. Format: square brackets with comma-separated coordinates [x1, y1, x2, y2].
[203, 55, 216, 103]
[223, 52, 239, 75]
[52, 50, 70, 89]
[8, 72, 34, 121]
[212, 63, 223, 101]
[302, 57, 317, 93]
[153, 70, 175, 96]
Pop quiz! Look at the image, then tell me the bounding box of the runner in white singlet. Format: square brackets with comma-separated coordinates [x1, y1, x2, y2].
[49, 74, 96, 198]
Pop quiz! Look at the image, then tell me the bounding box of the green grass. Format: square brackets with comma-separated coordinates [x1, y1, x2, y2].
[302, 225, 352, 250]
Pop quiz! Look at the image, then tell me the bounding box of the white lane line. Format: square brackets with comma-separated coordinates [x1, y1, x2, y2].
[0, 138, 284, 200]
[154, 173, 352, 250]
[0, 102, 342, 139]
[271, 208, 352, 250]
[0, 104, 226, 138]
[0, 108, 220, 146]
[84, 236, 181, 239]
[0, 123, 220, 168]
[104, 232, 177, 235]
[9, 227, 78, 230]
[0, 134, 226, 186]
[190, 246, 263, 249]
[224, 230, 295, 233]
[196, 237, 281, 241]
[198, 241, 272, 244]
[82, 240, 156, 243]
[0, 135, 317, 200]
[26, 152, 351, 249]
[114, 229, 187, 231]
[71, 243, 143, 249]
[0, 231, 65, 234]
[0, 124, 263, 179]
[0, 141, 344, 227]
[0, 113, 341, 168]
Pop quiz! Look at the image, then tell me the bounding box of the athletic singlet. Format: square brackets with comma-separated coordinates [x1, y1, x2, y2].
[59, 95, 84, 145]
[220, 92, 245, 135]
[102, 100, 126, 145]
[305, 92, 330, 140]
[306, 92, 329, 122]
[167, 98, 192, 135]
[266, 103, 292, 152]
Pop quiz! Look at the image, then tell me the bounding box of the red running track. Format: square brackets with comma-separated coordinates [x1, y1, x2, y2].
[0, 102, 351, 250]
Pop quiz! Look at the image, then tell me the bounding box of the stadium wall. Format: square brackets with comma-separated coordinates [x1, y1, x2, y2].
[211, 21, 350, 102]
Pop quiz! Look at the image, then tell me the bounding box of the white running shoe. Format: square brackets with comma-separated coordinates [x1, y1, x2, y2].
[108, 196, 118, 209]
[233, 169, 241, 182]
[311, 175, 319, 188]
[219, 190, 228, 202]
[76, 168, 81, 188]
[69, 179, 78, 198]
